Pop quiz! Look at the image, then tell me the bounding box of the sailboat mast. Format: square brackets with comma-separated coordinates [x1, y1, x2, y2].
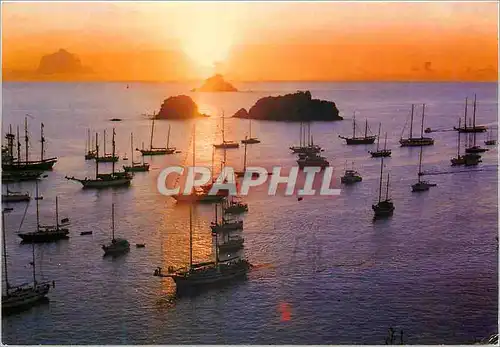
[25, 116, 29, 163]
[353, 112, 356, 138]
[249, 119, 252, 138]
[2, 209, 10, 290]
[111, 128, 116, 174]
[409, 104, 414, 138]
[221, 112, 225, 143]
[32, 241, 36, 285]
[55, 196, 59, 229]
[95, 133, 99, 178]
[385, 172, 390, 201]
[103, 130, 107, 155]
[299, 122, 303, 147]
[384, 132, 388, 150]
[166, 125, 171, 149]
[378, 157, 384, 203]
[35, 181, 40, 232]
[40, 123, 45, 161]
[150, 118, 155, 150]
[243, 141, 247, 171]
[417, 146, 423, 182]
[130, 133, 134, 163]
[111, 203, 115, 241]
[307, 123, 311, 146]
[16, 126, 21, 164]
[457, 119, 461, 156]
[364, 119, 368, 138]
[420, 104, 426, 138]
[464, 97, 468, 131]
[472, 94, 477, 146]
[376, 123, 381, 151]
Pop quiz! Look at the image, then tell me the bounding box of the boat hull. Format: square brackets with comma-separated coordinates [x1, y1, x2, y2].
[339, 136, 377, 145]
[172, 267, 249, 291]
[465, 146, 488, 154]
[18, 229, 69, 243]
[2, 194, 30, 202]
[2, 158, 57, 171]
[2, 283, 50, 312]
[341, 176, 362, 184]
[485, 140, 497, 146]
[241, 138, 260, 144]
[213, 143, 239, 149]
[2, 171, 43, 182]
[454, 126, 487, 133]
[139, 148, 175, 155]
[95, 156, 119, 163]
[372, 201, 395, 218]
[369, 150, 392, 158]
[399, 138, 434, 146]
[123, 164, 150, 172]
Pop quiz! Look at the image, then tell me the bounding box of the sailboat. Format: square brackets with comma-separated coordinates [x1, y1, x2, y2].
[211, 203, 244, 233]
[172, 126, 225, 203]
[485, 127, 497, 146]
[289, 122, 322, 154]
[95, 130, 119, 162]
[153, 203, 251, 292]
[84, 128, 96, 160]
[2, 118, 57, 172]
[223, 196, 248, 215]
[411, 146, 436, 192]
[214, 112, 239, 149]
[341, 161, 362, 184]
[399, 104, 434, 146]
[18, 183, 70, 243]
[296, 143, 329, 169]
[66, 130, 133, 188]
[451, 119, 481, 166]
[339, 112, 377, 145]
[372, 157, 395, 218]
[123, 133, 150, 172]
[2, 171, 43, 183]
[454, 96, 487, 133]
[369, 124, 391, 157]
[138, 118, 176, 155]
[102, 203, 130, 256]
[2, 183, 30, 202]
[241, 119, 260, 144]
[465, 95, 489, 154]
[235, 139, 260, 178]
[2, 209, 53, 312]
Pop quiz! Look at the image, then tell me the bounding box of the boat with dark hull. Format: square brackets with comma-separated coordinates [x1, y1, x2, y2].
[66, 130, 133, 188]
[450, 119, 482, 166]
[2, 184, 30, 203]
[224, 197, 248, 215]
[372, 157, 395, 218]
[123, 133, 150, 172]
[2, 119, 57, 172]
[399, 104, 434, 147]
[411, 146, 436, 192]
[369, 124, 391, 157]
[2, 171, 43, 183]
[290, 122, 323, 153]
[341, 162, 362, 184]
[102, 203, 130, 256]
[95, 130, 119, 162]
[297, 153, 329, 169]
[138, 120, 177, 155]
[464, 95, 489, 154]
[18, 187, 70, 243]
[485, 128, 497, 146]
[339, 113, 376, 145]
[241, 119, 260, 144]
[214, 113, 239, 149]
[454, 96, 487, 133]
[84, 129, 97, 160]
[2, 209, 53, 314]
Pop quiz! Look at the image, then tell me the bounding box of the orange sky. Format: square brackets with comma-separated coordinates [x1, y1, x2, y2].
[2, 1, 498, 82]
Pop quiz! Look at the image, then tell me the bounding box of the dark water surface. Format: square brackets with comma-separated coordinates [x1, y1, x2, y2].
[1, 82, 498, 344]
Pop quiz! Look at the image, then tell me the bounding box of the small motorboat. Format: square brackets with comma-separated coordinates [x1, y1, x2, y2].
[80, 231, 93, 236]
[136, 243, 145, 248]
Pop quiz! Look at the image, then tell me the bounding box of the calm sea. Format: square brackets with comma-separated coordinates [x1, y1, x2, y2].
[1, 81, 498, 344]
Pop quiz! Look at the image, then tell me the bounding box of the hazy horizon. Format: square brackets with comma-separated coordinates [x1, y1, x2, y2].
[2, 1, 498, 82]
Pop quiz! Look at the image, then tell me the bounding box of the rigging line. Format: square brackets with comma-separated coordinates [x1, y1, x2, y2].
[17, 199, 31, 233]
[420, 167, 498, 176]
[400, 111, 410, 139]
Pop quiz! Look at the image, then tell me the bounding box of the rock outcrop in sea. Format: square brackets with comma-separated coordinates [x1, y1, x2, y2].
[192, 74, 238, 92]
[37, 49, 89, 75]
[232, 91, 342, 121]
[155, 95, 208, 119]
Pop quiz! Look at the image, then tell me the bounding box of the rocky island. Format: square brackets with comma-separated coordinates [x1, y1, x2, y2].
[192, 74, 238, 92]
[155, 95, 209, 119]
[232, 91, 342, 121]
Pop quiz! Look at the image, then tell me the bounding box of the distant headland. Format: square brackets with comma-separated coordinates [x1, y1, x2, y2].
[154, 95, 209, 119]
[232, 91, 342, 121]
[191, 74, 238, 92]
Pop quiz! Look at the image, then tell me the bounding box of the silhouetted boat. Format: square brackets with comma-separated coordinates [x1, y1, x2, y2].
[2, 209, 53, 313]
[339, 112, 376, 144]
[464, 95, 488, 154]
[95, 129, 119, 162]
[341, 161, 362, 184]
[224, 197, 248, 214]
[450, 119, 482, 166]
[2, 118, 57, 172]
[2, 185, 30, 202]
[66, 130, 133, 188]
[138, 118, 176, 155]
[241, 119, 260, 144]
[372, 157, 395, 218]
[18, 184, 69, 243]
[369, 124, 391, 157]
[102, 203, 130, 256]
[399, 104, 434, 146]
[290, 122, 322, 153]
[214, 112, 239, 149]
[153, 203, 251, 291]
[123, 133, 150, 172]
[297, 152, 329, 169]
[411, 146, 436, 192]
[454, 96, 487, 133]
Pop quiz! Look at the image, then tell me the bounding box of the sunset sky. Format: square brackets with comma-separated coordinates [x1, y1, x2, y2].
[2, 1, 498, 82]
